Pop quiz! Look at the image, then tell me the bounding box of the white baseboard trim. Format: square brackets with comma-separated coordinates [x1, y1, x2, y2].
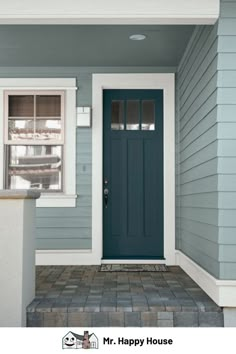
[36, 250, 101, 265]
[175, 250, 236, 307]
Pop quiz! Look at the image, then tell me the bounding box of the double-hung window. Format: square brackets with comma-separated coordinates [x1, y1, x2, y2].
[0, 78, 77, 207]
[5, 91, 64, 192]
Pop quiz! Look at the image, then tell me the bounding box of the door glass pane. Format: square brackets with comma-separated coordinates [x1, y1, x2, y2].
[7, 145, 62, 191]
[126, 100, 139, 130]
[36, 95, 61, 117]
[8, 95, 34, 117]
[111, 100, 124, 130]
[142, 100, 155, 130]
[8, 119, 34, 140]
[35, 119, 62, 140]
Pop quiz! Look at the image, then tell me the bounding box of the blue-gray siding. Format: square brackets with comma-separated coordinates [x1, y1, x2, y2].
[0, 66, 175, 250]
[176, 24, 219, 278]
[217, 0, 236, 279]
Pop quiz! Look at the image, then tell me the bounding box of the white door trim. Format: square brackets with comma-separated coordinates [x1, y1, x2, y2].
[91, 73, 175, 265]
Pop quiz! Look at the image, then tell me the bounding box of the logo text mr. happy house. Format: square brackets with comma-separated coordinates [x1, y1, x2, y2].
[62, 331, 98, 349]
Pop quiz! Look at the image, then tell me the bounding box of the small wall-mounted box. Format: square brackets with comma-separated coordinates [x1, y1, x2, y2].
[76, 107, 92, 127]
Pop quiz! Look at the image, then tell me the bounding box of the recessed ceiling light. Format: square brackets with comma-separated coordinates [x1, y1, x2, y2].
[129, 34, 146, 41]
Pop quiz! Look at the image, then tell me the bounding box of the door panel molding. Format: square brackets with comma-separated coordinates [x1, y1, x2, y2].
[92, 73, 175, 264]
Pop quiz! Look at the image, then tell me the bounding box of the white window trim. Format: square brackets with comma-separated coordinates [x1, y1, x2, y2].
[0, 78, 77, 208]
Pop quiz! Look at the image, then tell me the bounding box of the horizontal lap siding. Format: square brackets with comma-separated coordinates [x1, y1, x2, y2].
[176, 25, 219, 278]
[36, 128, 92, 249]
[217, 0, 236, 279]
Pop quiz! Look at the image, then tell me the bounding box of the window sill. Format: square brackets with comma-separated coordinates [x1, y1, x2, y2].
[36, 194, 77, 208]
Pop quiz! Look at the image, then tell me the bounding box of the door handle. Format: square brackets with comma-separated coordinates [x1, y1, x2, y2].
[104, 188, 109, 208]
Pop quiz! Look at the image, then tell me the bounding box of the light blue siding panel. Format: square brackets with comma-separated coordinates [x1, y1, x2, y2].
[218, 175, 236, 191]
[180, 75, 217, 120]
[180, 175, 218, 195]
[219, 227, 236, 244]
[217, 105, 236, 122]
[180, 125, 217, 154]
[220, 264, 236, 280]
[36, 206, 91, 218]
[37, 216, 91, 228]
[219, 210, 236, 227]
[219, 245, 236, 262]
[220, 2, 236, 17]
[218, 53, 236, 70]
[179, 26, 217, 89]
[180, 103, 217, 142]
[180, 193, 218, 209]
[181, 218, 219, 243]
[218, 70, 236, 88]
[180, 158, 218, 184]
[180, 230, 219, 260]
[180, 141, 217, 166]
[218, 36, 236, 53]
[218, 157, 236, 173]
[217, 122, 236, 139]
[36, 238, 92, 250]
[180, 207, 218, 225]
[217, 88, 236, 104]
[37, 228, 91, 238]
[176, 23, 219, 278]
[180, 141, 217, 168]
[218, 19, 236, 35]
[218, 140, 236, 156]
[180, 91, 217, 131]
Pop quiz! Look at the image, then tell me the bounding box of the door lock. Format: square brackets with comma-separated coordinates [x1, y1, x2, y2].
[104, 188, 109, 208]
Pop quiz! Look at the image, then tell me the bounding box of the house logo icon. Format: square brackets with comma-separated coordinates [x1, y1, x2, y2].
[62, 331, 99, 349]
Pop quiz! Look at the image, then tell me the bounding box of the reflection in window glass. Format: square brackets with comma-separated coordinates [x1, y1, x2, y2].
[142, 100, 155, 130]
[126, 100, 139, 130]
[8, 119, 34, 140]
[111, 101, 124, 130]
[7, 145, 62, 191]
[35, 119, 62, 140]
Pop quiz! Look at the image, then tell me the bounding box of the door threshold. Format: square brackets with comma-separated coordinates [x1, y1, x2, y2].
[101, 259, 166, 265]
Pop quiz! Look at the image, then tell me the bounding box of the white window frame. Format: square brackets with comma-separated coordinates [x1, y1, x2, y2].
[0, 78, 77, 207]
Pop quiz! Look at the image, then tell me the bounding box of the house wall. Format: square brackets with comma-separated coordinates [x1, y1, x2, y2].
[217, 0, 236, 279]
[176, 25, 219, 278]
[0, 66, 175, 250]
[177, 0, 236, 280]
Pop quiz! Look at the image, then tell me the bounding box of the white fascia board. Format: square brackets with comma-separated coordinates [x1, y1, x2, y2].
[0, 0, 219, 25]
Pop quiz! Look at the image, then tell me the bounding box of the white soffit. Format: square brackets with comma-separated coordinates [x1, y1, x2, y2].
[0, 0, 220, 25]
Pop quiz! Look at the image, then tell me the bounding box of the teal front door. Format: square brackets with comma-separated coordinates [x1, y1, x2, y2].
[103, 89, 163, 259]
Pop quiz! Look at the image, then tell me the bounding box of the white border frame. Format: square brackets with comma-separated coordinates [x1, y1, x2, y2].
[0, 78, 77, 207]
[91, 73, 176, 265]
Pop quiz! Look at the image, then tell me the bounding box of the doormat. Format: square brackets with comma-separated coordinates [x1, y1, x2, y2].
[100, 264, 168, 272]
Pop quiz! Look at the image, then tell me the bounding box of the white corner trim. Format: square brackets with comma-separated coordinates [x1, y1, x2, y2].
[92, 73, 175, 265]
[36, 194, 77, 208]
[176, 250, 236, 307]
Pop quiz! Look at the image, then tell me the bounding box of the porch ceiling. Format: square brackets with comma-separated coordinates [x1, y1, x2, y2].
[0, 25, 194, 67]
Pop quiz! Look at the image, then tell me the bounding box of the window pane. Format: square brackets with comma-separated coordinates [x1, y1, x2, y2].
[111, 100, 124, 130]
[126, 100, 139, 130]
[142, 100, 155, 130]
[7, 145, 62, 191]
[35, 119, 62, 140]
[8, 119, 34, 140]
[9, 95, 34, 117]
[36, 95, 61, 117]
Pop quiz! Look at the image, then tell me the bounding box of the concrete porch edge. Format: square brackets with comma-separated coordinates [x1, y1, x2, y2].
[175, 250, 236, 307]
